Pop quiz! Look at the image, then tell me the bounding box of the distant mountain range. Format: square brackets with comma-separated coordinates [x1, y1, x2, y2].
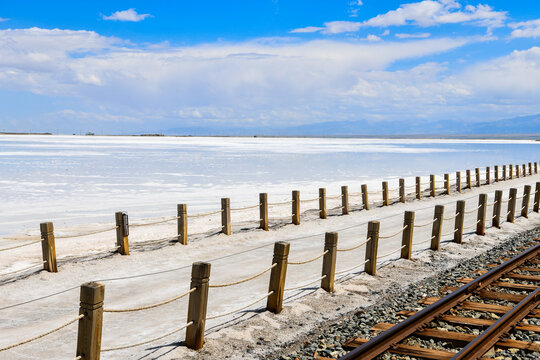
[163, 114, 540, 138]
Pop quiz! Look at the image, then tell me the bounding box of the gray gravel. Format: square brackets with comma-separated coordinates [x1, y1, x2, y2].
[268, 226, 540, 360]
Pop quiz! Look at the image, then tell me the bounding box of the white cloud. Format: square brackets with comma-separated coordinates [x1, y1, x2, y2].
[102, 8, 152, 22]
[312, 0, 507, 34]
[290, 26, 324, 33]
[381, 29, 390, 36]
[395, 32, 431, 39]
[365, 34, 382, 42]
[0, 17, 9, 22]
[1, 27, 538, 127]
[509, 19, 540, 39]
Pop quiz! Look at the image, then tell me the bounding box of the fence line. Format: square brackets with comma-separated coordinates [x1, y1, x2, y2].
[104, 288, 196, 313]
[288, 250, 328, 265]
[209, 264, 276, 288]
[337, 238, 370, 252]
[379, 225, 407, 239]
[0, 239, 42, 252]
[285, 275, 326, 292]
[206, 291, 273, 320]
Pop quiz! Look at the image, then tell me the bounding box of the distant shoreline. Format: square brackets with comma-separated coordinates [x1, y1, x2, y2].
[1, 131, 539, 140]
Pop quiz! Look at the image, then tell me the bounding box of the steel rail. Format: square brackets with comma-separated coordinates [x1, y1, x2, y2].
[451, 287, 540, 359]
[339, 243, 540, 360]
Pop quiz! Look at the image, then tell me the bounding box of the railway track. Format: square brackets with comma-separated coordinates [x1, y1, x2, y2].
[337, 241, 540, 360]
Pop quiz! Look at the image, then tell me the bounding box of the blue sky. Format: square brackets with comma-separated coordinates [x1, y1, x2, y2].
[0, 1, 539, 134]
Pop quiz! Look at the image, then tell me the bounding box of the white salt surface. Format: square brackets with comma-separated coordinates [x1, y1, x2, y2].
[1, 171, 539, 359]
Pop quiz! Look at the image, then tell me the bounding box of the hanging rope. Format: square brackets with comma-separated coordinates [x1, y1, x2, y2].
[285, 275, 326, 292]
[335, 259, 370, 275]
[0, 239, 42, 252]
[337, 237, 371, 252]
[187, 209, 223, 218]
[230, 204, 262, 211]
[379, 225, 407, 239]
[209, 264, 276, 288]
[206, 292, 273, 320]
[414, 219, 438, 228]
[104, 288, 196, 313]
[288, 250, 328, 265]
[55, 226, 118, 239]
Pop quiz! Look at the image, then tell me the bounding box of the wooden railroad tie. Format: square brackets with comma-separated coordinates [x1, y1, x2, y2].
[418, 296, 540, 318]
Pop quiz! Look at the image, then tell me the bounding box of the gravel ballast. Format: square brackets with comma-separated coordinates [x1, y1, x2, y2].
[270, 226, 540, 360]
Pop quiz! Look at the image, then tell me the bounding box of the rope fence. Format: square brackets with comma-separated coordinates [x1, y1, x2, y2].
[209, 264, 276, 288]
[337, 238, 370, 252]
[288, 250, 328, 265]
[379, 225, 407, 239]
[0, 239, 42, 252]
[104, 288, 196, 313]
[206, 291, 273, 320]
[285, 275, 326, 292]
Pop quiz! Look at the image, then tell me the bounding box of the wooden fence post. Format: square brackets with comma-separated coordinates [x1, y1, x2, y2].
[493, 190, 502, 228]
[456, 171, 461, 193]
[221, 198, 231, 235]
[529, 162, 532, 175]
[341, 186, 349, 215]
[494, 165, 499, 182]
[76, 282, 105, 360]
[502, 164, 507, 180]
[321, 232, 337, 293]
[509, 164, 513, 179]
[475, 168, 481, 187]
[399, 178, 405, 203]
[521, 185, 531, 218]
[185, 262, 211, 350]
[292, 190, 300, 225]
[319, 188, 327, 219]
[535, 162, 538, 174]
[466, 169, 472, 189]
[260, 193, 268, 231]
[177, 205, 188, 245]
[416, 176, 422, 199]
[365, 221, 380, 275]
[430, 205, 444, 251]
[115, 211, 130, 254]
[361, 184, 370, 210]
[444, 174, 450, 195]
[522, 164, 527, 177]
[382, 181, 389, 206]
[507, 188, 517, 223]
[486, 166, 490, 185]
[454, 200, 465, 244]
[401, 211, 415, 260]
[516, 164, 520, 178]
[267, 241, 289, 313]
[40, 222, 58, 272]
[534, 182, 540, 213]
[430, 174, 436, 197]
[476, 194, 487, 235]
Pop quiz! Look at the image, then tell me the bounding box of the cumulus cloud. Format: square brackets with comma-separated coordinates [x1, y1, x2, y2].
[102, 8, 152, 22]
[509, 19, 540, 39]
[395, 32, 431, 39]
[0, 27, 538, 127]
[290, 26, 324, 33]
[364, 34, 382, 41]
[305, 0, 507, 34]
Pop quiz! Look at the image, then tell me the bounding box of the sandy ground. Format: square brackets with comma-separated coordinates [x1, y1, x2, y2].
[0, 172, 539, 359]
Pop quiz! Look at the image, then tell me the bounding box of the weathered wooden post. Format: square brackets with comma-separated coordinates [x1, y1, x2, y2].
[365, 221, 380, 275]
[361, 184, 370, 210]
[430, 205, 444, 251]
[516, 164, 520, 178]
[456, 171, 461, 193]
[454, 200, 465, 244]
[221, 198, 231, 235]
[186, 262, 211, 350]
[509, 164, 513, 179]
[321, 232, 337, 293]
[477, 194, 487, 235]
[382, 181, 389, 206]
[475, 168, 481, 187]
[522, 164, 527, 177]
[444, 174, 450, 195]
[502, 164, 507, 180]
[494, 165, 499, 182]
[40, 222, 58, 272]
[341, 186, 349, 215]
[259, 193, 269, 231]
[521, 185, 531, 218]
[319, 188, 327, 219]
[114, 211, 129, 254]
[292, 190, 300, 225]
[534, 182, 540, 213]
[535, 162, 538, 174]
[493, 190, 502, 228]
[399, 178, 405, 203]
[177, 205, 188, 245]
[416, 176, 421, 199]
[401, 211, 415, 260]
[267, 241, 289, 313]
[76, 282, 105, 360]
[507, 188, 517, 223]
[430, 174, 436, 197]
[466, 170, 472, 189]
[486, 166, 490, 185]
[529, 162, 532, 175]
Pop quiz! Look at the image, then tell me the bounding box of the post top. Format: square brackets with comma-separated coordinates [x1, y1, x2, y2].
[40, 222, 54, 232]
[273, 241, 290, 255]
[80, 282, 105, 304]
[191, 262, 211, 278]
